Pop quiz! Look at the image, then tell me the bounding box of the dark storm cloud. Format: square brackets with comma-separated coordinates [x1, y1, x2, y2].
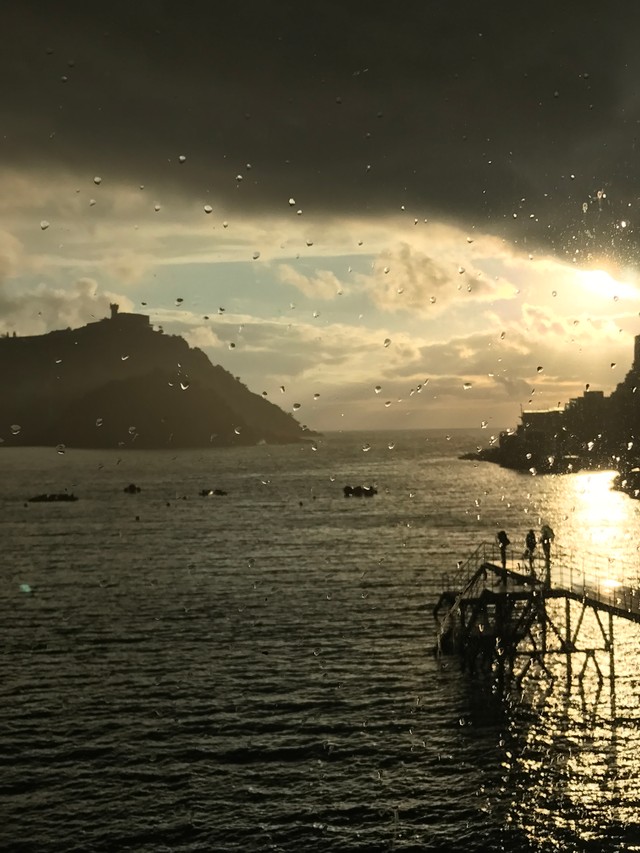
[4, 1, 640, 261]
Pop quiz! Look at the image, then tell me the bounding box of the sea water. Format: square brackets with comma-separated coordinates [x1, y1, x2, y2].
[2, 430, 640, 851]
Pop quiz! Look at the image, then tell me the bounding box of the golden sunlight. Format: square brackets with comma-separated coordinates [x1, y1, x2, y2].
[570, 471, 628, 530]
[579, 268, 639, 301]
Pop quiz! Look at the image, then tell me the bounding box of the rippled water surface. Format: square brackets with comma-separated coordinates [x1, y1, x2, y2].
[3, 430, 640, 851]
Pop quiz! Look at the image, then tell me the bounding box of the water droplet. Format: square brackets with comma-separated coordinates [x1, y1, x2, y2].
[252, 251, 261, 260]
[383, 338, 391, 348]
[180, 380, 190, 390]
[362, 443, 371, 452]
[463, 382, 472, 390]
[93, 176, 102, 185]
[311, 441, 318, 451]
[458, 266, 465, 274]
[306, 240, 314, 247]
[374, 385, 382, 394]
[293, 402, 301, 410]
[89, 198, 96, 207]
[55, 358, 62, 364]
[121, 354, 129, 361]
[128, 426, 136, 435]
[536, 365, 543, 373]
[383, 266, 390, 274]
[388, 441, 395, 450]
[10, 424, 21, 435]
[56, 443, 66, 454]
[481, 421, 488, 428]
[429, 296, 436, 304]
[96, 417, 103, 427]
[289, 197, 296, 205]
[40, 220, 50, 230]
[203, 204, 213, 214]
[154, 203, 161, 212]
[262, 391, 268, 396]
[236, 174, 243, 182]
[19, 583, 32, 594]
[611, 362, 617, 369]
[234, 426, 242, 434]
[178, 154, 186, 163]
[384, 400, 392, 407]
[312, 310, 320, 318]
[313, 393, 320, 399]
[582, 202, 588, 214]
[223, 221, 229, 228]
[228, 342, 236, 349]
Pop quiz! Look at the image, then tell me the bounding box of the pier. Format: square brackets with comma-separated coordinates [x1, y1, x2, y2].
[433, 542, 640, 694]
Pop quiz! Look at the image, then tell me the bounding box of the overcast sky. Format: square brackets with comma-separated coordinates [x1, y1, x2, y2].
[3, 1, 640, 432]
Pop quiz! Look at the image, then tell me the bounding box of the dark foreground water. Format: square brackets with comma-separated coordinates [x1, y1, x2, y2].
[3, 430, 640, 852]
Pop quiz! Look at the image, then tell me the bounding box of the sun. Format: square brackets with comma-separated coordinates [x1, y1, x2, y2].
[580, 268, 639, 300]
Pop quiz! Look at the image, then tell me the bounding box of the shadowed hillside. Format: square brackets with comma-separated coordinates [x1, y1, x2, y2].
[0, 306, 312, 449]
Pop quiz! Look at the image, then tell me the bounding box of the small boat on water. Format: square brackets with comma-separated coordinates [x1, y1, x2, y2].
[199, 488, 228, 496]
[28, 493, 79, 503]
[343, 485, 377, 498]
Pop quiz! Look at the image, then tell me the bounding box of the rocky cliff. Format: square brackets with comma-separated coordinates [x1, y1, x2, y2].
[1, 307, 311, 449]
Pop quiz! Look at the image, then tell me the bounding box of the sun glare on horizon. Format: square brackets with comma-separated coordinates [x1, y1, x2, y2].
[580, 268, 640, 301]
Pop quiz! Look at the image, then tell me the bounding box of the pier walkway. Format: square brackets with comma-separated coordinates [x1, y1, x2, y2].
[433, 541, 640, 683]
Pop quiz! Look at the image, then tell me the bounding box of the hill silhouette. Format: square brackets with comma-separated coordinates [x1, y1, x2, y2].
[1, 306, 312, 449]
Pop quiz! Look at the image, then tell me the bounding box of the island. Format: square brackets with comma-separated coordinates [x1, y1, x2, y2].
[1, 305, 312, 449]
[463, 331, 640, 476]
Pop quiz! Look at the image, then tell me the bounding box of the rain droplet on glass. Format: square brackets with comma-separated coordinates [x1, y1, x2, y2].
[93, 176, 102, 185]
[362, 443, 371, 452]
[293, 403, 301, 410]
[204, 204, 213, 214]
[252, 251, 261, 260]
[40, 220, 50, 230]
[56, 444, 66, 454]
[96, 417, 103, 427]
[10, 424, 21, 435]
[383, 338, 391, 348]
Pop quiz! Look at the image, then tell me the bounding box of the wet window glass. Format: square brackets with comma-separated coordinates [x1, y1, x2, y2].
[2, 4, 640, 851]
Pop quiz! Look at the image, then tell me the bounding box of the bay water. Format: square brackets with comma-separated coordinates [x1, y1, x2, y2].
[3, 430, 640, 851]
